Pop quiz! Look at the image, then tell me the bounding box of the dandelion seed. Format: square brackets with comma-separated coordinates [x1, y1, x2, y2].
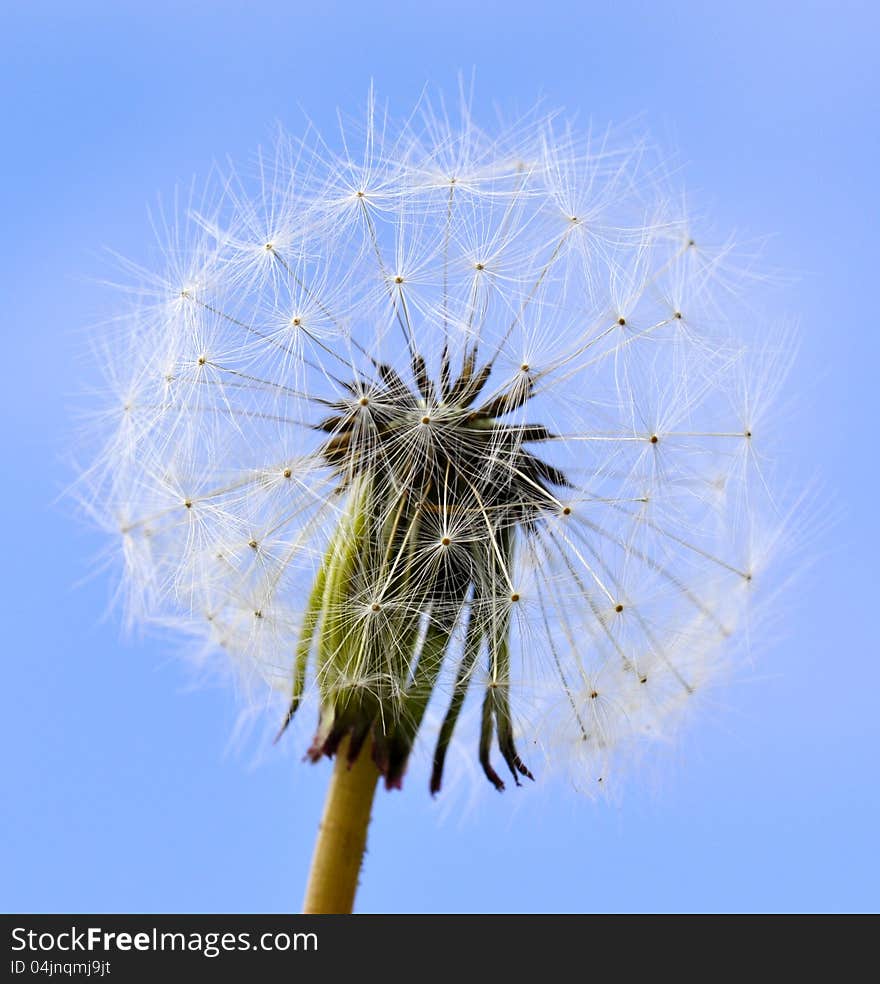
[78, 90, 790, 820]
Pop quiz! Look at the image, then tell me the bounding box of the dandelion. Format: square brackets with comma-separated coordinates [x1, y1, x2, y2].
[78, 89, 789, 913]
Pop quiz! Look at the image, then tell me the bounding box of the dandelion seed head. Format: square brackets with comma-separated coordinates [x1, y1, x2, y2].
[77, 89, 792, 798]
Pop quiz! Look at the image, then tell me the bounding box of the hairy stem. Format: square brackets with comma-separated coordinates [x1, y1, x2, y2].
[302, 735, 381, 914]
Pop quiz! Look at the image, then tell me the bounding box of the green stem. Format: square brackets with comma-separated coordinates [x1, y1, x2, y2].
[302, 735, 380, 914]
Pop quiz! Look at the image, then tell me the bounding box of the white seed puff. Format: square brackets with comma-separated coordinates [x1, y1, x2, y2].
[78, 90, 790, 795]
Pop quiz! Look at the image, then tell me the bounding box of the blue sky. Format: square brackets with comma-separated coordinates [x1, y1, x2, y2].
[2, 0, 878, 913]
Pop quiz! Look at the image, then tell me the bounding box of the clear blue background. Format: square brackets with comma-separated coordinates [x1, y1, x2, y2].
[2, 0, 877, 913]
